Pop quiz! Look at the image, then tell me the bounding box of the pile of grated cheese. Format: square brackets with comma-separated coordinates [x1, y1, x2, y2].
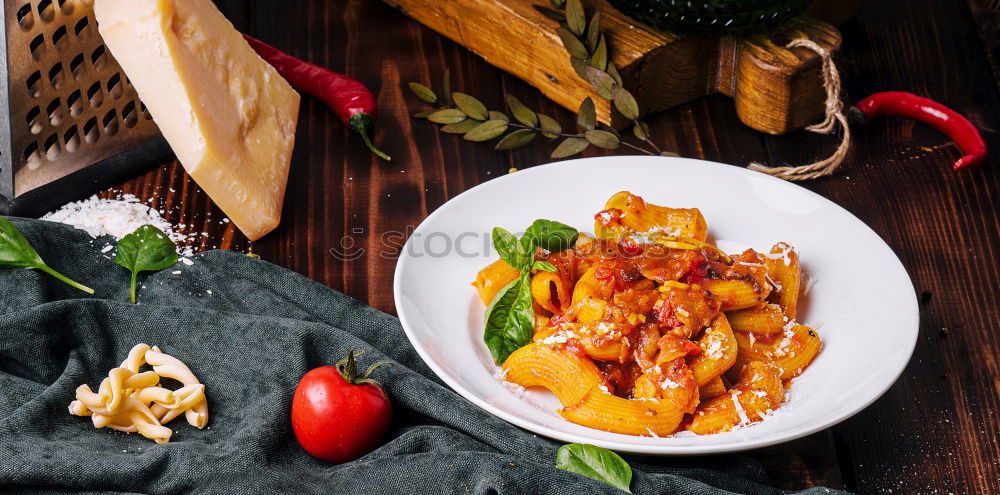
[42, 194, 200, 257]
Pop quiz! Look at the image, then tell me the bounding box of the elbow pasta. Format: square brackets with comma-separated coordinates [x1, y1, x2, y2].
[68, 344, 209, 443]
[477, 192, 822, 436]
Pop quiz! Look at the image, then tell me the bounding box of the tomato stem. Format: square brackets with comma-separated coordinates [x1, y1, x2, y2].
[336, 349, 393, 386]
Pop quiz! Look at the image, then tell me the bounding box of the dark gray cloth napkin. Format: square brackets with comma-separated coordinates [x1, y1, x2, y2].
[0, 219, 850, 494]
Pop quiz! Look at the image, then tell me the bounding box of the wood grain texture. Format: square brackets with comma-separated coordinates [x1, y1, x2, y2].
[381, 0, 847, 135]
[95, 0, 998, 492]
[966, 0, 1000, 74]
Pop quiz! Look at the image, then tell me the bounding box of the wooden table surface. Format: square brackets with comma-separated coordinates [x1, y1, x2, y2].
[99, 1, 999, 493]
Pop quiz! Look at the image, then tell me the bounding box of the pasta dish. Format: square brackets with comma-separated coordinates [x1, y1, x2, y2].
[472, 191, 820, 436]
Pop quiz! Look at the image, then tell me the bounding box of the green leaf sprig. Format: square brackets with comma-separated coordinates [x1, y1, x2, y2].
[0, 217, 94, 294]
[114, 225, 179, 304]
[484, 219, 578, 364]
[556, 443, 633, 493]
[406, 0, 678, 160]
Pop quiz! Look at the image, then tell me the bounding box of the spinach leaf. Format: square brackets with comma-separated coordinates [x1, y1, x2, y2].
[483, 275, 535, 364]
[114, 225, 179, 303]
[556, 444, 633, 493]
[0, 217, 93, 294]
[524, 219, 579, 252]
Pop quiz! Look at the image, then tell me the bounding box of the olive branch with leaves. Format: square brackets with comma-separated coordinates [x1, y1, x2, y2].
[406, 0, 676, 159]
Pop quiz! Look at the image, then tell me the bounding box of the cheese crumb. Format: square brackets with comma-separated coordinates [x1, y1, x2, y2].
[539, 334, 569, 345]
[803, 274, 817, 295]
[661, 377, 682, 389]
[705, 335, 723, 358]
[731, 391, 750, 425]
[765, 273, 783, 292]
[42, 194, 202, 257]
[775, 322, 797, 356]
[594, 322, 615, 336]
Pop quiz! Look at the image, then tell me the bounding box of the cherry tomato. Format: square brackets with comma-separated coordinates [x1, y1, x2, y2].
[655, 301, 682, 328]
[684, 258, 709, 285]
[291, 351, 392, 463]
[682, 340, 702, 356]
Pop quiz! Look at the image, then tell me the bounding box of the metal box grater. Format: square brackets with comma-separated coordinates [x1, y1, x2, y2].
[0, 0, 172, 217]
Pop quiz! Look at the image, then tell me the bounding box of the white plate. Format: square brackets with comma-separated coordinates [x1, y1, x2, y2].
[393, 156, 919, 455]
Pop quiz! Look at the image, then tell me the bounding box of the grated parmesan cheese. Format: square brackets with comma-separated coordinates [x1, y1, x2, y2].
[42, 194, 206, 257]
[803, 273, 817, 295]
[594, 322, 615, 335]
[660, 377, 682, 389]
[765, 245, 795, 266]
[775, 322, 797, 356]
[705, 335, 723, 358]
[731, 391, 750, 425]
[765, 273, 783, 292]
[539, 334, 569, 345]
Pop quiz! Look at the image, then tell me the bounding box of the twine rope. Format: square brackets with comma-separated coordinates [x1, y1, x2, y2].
[748, 39, 851, 181]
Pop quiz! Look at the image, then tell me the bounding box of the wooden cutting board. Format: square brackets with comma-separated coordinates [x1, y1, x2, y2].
[383, 0, 862, 135]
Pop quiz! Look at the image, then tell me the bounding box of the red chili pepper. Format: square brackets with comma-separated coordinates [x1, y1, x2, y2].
[848, 91, 986, 171]
[243, 35, 390, 161]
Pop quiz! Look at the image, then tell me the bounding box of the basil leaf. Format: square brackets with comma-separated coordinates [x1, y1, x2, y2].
[524, 219, 579, 253]
[483, 276, 535, 364]
[532, 261, 558, 272]
[115, 225, 179, 304]
[556, 444, 633, 493]
[492, 227, 531, 269]
[518, 234, 536, 263]
[0, 217, 93, 294]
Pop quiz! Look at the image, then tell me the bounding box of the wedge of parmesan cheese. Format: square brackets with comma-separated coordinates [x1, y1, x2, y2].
[95, 0, 300, 241]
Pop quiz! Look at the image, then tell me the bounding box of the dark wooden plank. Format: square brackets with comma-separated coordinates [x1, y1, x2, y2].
[94, 0, 998, 492]
[796, 1, 1000, 493]
[966, 0, 1000, 82]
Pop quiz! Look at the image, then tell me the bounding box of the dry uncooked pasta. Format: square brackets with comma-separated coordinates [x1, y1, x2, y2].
[68, 343, 209, 444]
